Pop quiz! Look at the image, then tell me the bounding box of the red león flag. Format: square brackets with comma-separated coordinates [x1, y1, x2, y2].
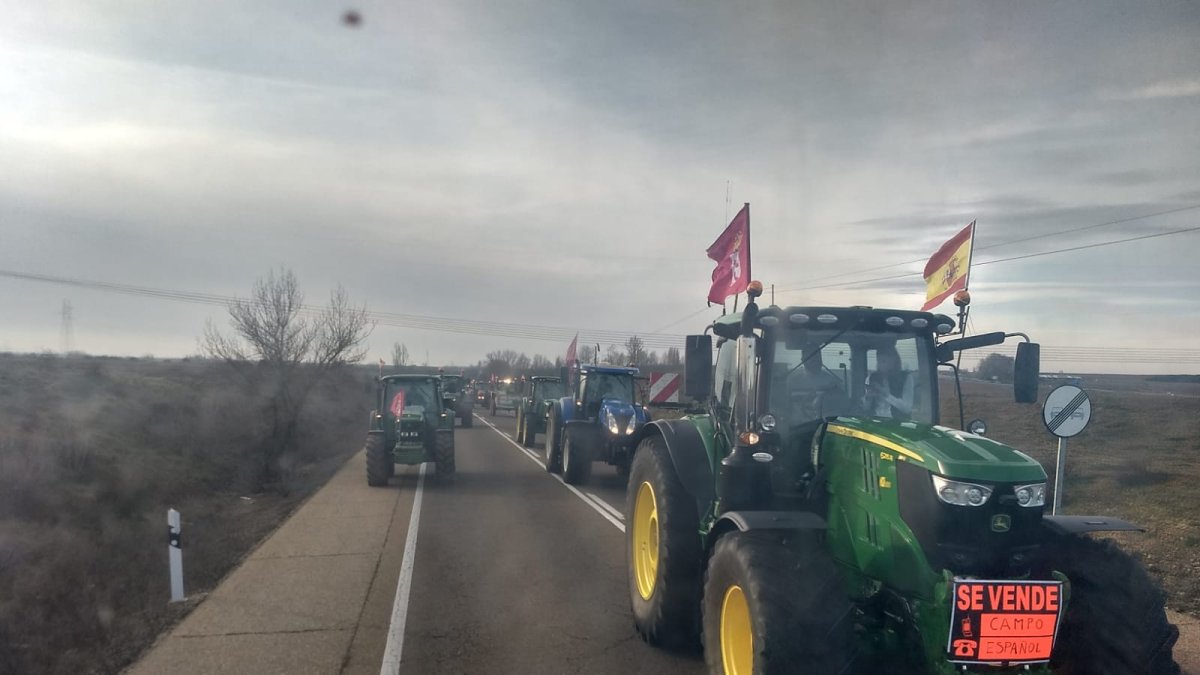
[565, 333, 578, 367]
[388, 391, 405, 416]
[707, 203, 751, 305]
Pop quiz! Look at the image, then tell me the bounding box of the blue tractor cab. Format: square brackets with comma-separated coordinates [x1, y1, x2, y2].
[543, 364, 651, 485]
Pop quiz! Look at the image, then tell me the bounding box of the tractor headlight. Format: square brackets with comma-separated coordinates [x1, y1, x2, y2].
[606, 410, 620, 434]
[625, 417, 637, 435]
[1013, 483, 1046, 508]
[758, 413, 777, 432]
[931, 475, 994, 507]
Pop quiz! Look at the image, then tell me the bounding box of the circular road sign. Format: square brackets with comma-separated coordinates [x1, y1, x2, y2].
[1042, 384, 1092, 438]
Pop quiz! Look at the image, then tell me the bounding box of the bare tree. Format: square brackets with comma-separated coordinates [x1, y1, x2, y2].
[664, 346, 682, 366]
[624, 335, 647, 365]
[604, 344, 625, 365]
[392, 342, 409, 367]
[203, 268, 372, 487]
[530, 354, 554, 373]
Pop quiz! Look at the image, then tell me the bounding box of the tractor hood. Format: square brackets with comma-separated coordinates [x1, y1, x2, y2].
[599, 398, 647, 434]
[827, 417, 1046, 483]
[600, 398, 636, 418]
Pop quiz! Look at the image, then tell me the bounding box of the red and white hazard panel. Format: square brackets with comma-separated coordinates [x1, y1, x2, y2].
[648, 372, 681, 404]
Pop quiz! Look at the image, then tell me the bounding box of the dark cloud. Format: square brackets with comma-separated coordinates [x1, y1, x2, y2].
[1, 1, 1198, 371]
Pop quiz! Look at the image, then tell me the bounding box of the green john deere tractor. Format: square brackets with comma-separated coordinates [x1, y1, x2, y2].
[437, 372, 474, 428]
[515, 375, 564, 447]
[365, 374, 455, 485]
[627, 284, 1179, 674]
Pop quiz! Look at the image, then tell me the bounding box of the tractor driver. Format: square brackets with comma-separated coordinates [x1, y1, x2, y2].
[786, 345, 849, 423]
[864, 345, 914, 419]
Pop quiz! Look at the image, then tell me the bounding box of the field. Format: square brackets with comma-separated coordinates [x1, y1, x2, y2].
[0, 353, 372, 675]
[942, 375, 1200, 615]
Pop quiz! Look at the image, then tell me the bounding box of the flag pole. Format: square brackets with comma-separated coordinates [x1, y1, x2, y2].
[959, 220, 977, 336]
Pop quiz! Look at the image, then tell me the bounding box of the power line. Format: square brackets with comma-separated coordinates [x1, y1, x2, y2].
[5, 267, 1200, 363]
[777, 224, 1200, 295]
[774, 204, 1200, 292]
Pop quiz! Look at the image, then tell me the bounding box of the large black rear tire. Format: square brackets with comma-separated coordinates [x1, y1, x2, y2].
[1042, 535, 1179, 675]
[544, 406, 563, 474]
[366, 434, 390, 487]
[460, 411, 473, 428]
[627, 434, 703, 649]
[434, 431, 455, 480]
[703, 531, 857, 675]
[562, 426, 592, 486]
[516, 409, 526, 444]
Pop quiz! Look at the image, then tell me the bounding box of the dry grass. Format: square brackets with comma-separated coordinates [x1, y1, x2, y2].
[942, 375, 1200, 615]
[0, 353, 372, 675]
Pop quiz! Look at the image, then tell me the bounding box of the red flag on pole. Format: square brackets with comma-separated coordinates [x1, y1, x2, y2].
[707, 203, 751, 305]
[565, 333, 578, 368]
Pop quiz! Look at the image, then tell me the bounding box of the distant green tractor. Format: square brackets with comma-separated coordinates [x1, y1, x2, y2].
[365, 374, 455, 485]
[438, 372, 474, 428]
[627, 284, 1178, 674]
[515, 375, 565, 447]
[489, 377, 521, 417]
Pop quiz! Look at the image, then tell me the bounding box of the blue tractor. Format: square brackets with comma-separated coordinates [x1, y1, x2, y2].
[543, 364, 651, 485]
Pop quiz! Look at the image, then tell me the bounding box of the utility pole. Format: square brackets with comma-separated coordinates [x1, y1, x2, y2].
[60, 300, 75, 354]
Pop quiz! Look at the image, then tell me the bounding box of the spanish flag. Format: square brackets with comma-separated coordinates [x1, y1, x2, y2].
[921, 221, 975, 311]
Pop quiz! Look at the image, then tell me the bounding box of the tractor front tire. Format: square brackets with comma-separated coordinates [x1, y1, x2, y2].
[521, 413, 536, 447]
[562, 426, 592, 486]
[627, 434, 703, 649]
[544, 407, 563, 474]
[1042, 535, 1179, 675]
[515, 410, 526, 444]
[434, 431, 456, 480]
[703, 531, 857, 675]
[460, 411, 473, 428]
[366, 435, 390, 487]
[490, 401, 497, 417]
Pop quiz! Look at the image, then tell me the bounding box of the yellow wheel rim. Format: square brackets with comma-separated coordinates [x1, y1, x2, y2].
[632, 481, 659, 600]
[720, 585, 753, 675]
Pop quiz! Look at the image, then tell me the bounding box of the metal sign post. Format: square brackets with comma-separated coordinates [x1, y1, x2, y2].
[168, 508, 185, 602]
[1042, 385, 1092, 515]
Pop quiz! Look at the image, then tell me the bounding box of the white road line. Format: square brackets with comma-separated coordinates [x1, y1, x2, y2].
[587, 492, 625, 521]
[476, 414, 626, 533]
[380, 462, 428, 675]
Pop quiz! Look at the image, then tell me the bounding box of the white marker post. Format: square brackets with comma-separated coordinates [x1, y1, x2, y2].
[1042, 384, 1092, 515]
[167, 508, 185, 602]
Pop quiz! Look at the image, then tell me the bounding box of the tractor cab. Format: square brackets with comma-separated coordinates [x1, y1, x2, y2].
[576, 366, 639, 419]
[689, 298, 1041, 483]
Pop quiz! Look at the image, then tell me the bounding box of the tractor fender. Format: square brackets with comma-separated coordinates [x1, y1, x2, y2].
[707, 510, 827, 548]
[556, 397, 577, 423]
[642, 419, 715, 519]
[563, 419, 604, 453]
[1042, 514, 1144, 536]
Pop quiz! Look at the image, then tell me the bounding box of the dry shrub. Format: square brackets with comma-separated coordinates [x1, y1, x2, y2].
[0, 353, 369, 674]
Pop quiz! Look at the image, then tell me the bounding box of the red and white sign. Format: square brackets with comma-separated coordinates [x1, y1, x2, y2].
[648, 372, 681, 404]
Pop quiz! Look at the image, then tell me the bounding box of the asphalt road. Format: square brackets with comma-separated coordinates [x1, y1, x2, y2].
[127, 410, 1197, 675]
[394, 412, 702, 674]
[127, 411, 704, 675]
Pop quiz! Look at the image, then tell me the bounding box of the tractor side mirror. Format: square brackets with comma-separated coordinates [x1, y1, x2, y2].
[1014, 342, 1040, 404]
[685, 335, 712, 400]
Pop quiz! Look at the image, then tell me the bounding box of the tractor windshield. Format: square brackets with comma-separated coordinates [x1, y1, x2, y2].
[538, 381, 565, 401]
[384, 380, 437, 417]
[440, 377, 463, 394]
[763, 328, 936, 431]
[585, 372, 635, 404]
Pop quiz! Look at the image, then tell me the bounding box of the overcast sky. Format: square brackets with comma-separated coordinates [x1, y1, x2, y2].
[2, 0, 1198, 373]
